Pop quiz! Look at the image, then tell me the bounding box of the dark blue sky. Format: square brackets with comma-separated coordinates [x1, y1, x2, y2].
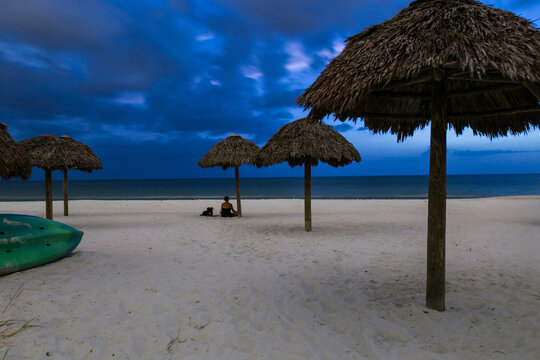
[1, 0, 539, 180]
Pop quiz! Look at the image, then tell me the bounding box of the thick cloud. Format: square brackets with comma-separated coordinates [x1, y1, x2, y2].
[0, 0, 126, 50]
[212, 0, 409, 34]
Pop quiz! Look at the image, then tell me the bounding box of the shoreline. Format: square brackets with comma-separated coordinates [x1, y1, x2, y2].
[2, 194, 540, 203]
[12, 172, 540, 181]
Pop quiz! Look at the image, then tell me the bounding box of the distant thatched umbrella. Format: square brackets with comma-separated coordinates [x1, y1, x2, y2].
[58, 135, 102, 216]
[256, 118, 361, 231]
[20, 135, 103, 219]
[198, 134, 260, 216]
[298, 0, 539, 310]
[20, 135, 66, 219]
[0, 123, 31, 181]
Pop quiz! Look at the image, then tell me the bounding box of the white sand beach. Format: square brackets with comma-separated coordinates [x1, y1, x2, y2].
[1, 198, 539, 359]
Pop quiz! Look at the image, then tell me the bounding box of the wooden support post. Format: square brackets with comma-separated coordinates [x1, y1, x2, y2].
[304, 161, 312, 232]
[426, 71, 447, 311]
[235, 166, 242, 217]
[45, 169, 53, 220]
[63, 169, 69, 216]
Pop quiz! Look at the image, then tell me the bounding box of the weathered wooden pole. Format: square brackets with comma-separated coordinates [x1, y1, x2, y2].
[63, 169, 69, 216]
[426, 69, 447, 311]
[235, 166, 242, 217]
[45, 169, 53, 220]
[304, 160, 312, 232]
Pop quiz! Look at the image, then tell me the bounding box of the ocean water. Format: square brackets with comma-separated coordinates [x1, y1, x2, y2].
[1, 174, 539, 201]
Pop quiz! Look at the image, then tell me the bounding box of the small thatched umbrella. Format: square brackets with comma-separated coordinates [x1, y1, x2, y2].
[58, 135, 102, 216]
[1, 123, 32, 181]
[198, 134, 260, 217]
[256, 118, 361, 231]
[19, 135, 66, 220]
[297, 0, 539, 310]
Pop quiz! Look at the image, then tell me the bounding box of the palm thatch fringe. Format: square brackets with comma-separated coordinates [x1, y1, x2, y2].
[297, 0, 540, 140]
[19, 135, 67, 171]
[20, 135, 102, 172]
[58, 136, 103, 172]
[0, 123, 31, 180]
[256, 118, 361, 168]
[198, 134, 259, 170]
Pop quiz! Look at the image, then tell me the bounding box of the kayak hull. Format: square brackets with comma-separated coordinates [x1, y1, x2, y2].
[0, 214, 83, 275]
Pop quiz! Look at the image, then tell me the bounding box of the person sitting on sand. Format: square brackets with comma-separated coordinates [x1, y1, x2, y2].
[220, 196, 238, 217]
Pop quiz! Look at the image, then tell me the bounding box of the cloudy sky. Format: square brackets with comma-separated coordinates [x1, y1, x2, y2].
[1, 0, 539, 180]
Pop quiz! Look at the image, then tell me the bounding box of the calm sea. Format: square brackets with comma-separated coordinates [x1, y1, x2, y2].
[1, 174, 539, 201]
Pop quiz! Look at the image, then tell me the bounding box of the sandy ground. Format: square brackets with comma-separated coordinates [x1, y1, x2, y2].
[0, 198, 539, 360]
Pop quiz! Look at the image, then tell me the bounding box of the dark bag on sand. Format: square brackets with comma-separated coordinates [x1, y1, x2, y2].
[200, 207, 213, 216]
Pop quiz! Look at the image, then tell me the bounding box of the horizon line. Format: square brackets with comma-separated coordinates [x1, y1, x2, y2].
[18, 173, 540, 182]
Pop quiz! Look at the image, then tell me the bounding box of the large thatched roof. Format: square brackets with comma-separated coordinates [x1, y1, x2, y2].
[19, 135, 67, 170]
[0, 123, 32, 180]
[297, 0, 540, 140]
[198, 134, 260, 170]
[59, 135, 103, 172]
[256, 118, 361, 167]
[20, 134, 102, 172]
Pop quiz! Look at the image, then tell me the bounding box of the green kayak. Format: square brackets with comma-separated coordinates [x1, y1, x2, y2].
[0, 214, 83, 275]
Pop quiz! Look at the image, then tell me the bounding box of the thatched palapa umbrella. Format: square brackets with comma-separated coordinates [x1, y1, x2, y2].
[297, 0, 539, 310]
[198, 134, 260, 217]
[20, 135, 102, 219]
[256, 118, 361, 232]
[20, 135, 66, 219]
[0, 123, 31, 181]
[58, 135, 102, 216]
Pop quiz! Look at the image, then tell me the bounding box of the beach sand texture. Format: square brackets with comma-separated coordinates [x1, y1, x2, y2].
[1, 198, 539, 359]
